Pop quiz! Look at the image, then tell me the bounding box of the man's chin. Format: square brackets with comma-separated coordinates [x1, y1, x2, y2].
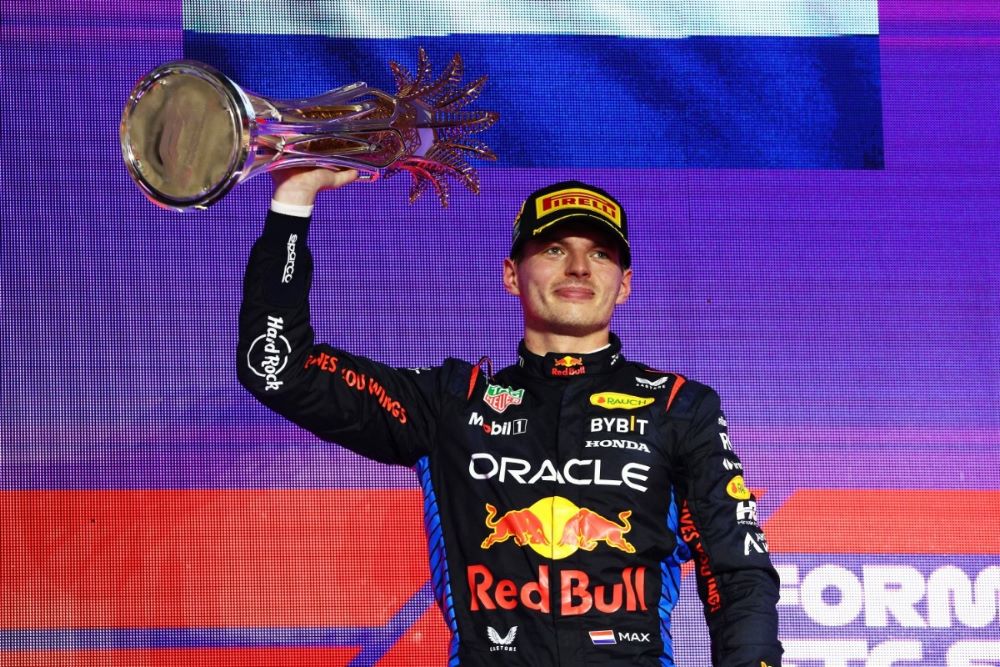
[545, 318, 608, 338]
[523, 305, 613, 339]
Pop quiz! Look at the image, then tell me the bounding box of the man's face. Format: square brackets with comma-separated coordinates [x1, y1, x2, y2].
[503, 224, 632, 338]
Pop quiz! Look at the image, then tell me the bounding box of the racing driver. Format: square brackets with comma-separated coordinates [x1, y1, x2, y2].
[237, 168, 783, 666]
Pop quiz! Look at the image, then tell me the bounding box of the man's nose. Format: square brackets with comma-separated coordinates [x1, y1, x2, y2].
[565, 250, 591, 277]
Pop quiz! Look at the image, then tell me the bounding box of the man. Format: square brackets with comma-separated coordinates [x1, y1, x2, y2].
[238, 168, 783, 666]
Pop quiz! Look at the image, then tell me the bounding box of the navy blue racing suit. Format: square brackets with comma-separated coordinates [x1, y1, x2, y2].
[237, 210, 783, 666]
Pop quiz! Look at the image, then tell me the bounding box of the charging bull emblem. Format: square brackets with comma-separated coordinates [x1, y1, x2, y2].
[553, 356, 583, 368]
[481, 503, 550, 549]
[480, 497, 635, 558]
[558, 508, 636, 553]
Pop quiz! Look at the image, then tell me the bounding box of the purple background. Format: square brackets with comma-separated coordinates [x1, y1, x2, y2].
[2, 1, 999, 664]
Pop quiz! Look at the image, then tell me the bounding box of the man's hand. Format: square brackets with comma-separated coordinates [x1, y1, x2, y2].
[271, 167, 360, 206]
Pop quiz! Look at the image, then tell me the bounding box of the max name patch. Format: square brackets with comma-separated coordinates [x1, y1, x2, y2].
[535, 188, 621, 226]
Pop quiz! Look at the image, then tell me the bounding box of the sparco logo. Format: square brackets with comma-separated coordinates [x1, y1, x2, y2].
[469, 412, 527, 436]
[247, 315, 291, 391]
[281, 234, 298, 284]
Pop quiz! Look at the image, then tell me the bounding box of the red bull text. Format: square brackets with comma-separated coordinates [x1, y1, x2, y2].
[468, 564, 648, 616]
[551, 355, 586, 377]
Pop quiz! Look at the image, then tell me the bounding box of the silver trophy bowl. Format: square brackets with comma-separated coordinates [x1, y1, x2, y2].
[120, 52, 498, 210]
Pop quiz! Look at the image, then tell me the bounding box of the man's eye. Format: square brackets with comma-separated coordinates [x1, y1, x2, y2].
[593, 250, 610, 260]
[544, 246, 564, 255]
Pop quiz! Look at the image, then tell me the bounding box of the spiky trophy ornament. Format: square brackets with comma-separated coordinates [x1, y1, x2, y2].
[120, 49, 499, 210]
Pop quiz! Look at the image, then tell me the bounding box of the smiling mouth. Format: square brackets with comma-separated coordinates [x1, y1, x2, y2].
[554, 286, 594, 300]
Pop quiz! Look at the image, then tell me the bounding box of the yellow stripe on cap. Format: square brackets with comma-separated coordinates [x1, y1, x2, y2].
[535, 188, 622, 227]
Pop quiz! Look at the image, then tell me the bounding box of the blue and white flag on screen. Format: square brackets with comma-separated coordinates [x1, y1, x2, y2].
[183, 0, 883, 168]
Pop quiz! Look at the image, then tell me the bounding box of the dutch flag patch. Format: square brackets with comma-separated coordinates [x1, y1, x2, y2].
[589, 629, 616, 645]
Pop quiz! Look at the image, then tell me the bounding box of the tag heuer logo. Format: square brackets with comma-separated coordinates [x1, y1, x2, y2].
[483, 384, 525, 414]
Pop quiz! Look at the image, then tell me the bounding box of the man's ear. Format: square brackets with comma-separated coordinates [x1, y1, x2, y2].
[615, 268, 632, 305]
[502, 257, 520, 296]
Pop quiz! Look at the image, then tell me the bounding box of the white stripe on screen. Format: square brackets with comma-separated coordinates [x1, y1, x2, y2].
[184, 0, 878, 38]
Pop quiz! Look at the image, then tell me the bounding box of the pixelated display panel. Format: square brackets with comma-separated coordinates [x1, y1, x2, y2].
[2, 1, 999, 665]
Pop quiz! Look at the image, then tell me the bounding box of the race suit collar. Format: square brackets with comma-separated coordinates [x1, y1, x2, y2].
[516, 332, 624, 378]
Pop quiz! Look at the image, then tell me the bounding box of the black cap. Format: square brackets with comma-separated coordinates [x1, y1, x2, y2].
[511, 180, 630, 268]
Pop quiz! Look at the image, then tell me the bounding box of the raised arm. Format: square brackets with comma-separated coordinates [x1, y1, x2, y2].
[236, 169, 443, 466]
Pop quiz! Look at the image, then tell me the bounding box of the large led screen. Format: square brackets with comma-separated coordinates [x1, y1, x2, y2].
[3, 1, 999, 665]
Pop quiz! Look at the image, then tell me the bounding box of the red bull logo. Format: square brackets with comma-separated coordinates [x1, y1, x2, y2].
[480, 496, 635, 559]
[468, 563, 648, 616]
[481, 503, 549, 549]
[559, 508, 636, 554]
[551, 356, 585, 376]
[553, 356, 583, 368]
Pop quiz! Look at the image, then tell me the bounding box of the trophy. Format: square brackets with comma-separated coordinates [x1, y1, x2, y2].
[120, 49, 498, 210]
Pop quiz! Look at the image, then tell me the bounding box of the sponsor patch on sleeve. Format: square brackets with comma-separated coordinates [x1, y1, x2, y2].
[589, 392, 655, 410]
